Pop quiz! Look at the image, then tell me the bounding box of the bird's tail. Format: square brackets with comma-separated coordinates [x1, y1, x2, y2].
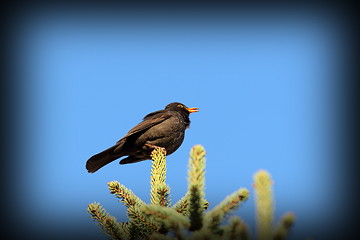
[86, 145, 120, 173]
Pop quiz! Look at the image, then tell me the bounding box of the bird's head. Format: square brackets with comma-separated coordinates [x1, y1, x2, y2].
[165, 102, 199, 114]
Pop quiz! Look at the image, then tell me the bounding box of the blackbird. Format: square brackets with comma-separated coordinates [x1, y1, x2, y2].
[86, 102, 199, 173]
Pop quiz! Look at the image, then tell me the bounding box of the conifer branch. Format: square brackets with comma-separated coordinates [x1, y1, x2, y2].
[203, 188, 249, 231]
[149, 233, 177, 240]
[253, 170, 274, 240]
[126, 206, 159, 238]
[142, 204, 189, 239]
[188, 145, 206, 231]
[188, 229, 217, 240]
[87, 202, 129, 240]
[221, 216, 250, 240]
[108, 181, 158, 237]
[173, 193, 209, 216]
[188, 185, 203, 231]
[108, 181, 146, 207]
[273, 212, 295, 240]
[172, 194, 190, 215]
[142, 204, 190, 228]
[88, 145, 296, 240]
[150, 147, 171, 207]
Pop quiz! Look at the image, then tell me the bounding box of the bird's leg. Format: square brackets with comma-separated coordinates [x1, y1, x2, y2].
[145, 143, 161, 149]
[145, 143, 166, 160]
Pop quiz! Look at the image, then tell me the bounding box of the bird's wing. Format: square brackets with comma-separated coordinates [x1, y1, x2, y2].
[116, 110, 171, 143]
[142, 110, 166, 120]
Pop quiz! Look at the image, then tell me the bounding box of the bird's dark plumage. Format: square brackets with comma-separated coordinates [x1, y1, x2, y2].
[86, 102, 198, 173]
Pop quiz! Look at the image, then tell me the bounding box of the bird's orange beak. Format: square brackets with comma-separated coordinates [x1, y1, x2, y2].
[186, 107, 199, 113]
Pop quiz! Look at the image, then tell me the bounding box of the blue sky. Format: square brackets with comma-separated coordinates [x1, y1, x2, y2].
[13, 8, 344, 239]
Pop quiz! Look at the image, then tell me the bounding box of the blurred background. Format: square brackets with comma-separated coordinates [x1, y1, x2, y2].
[4, 3, 354, 240]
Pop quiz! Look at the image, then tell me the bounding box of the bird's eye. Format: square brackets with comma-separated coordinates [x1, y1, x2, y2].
[177, 104, 184, 108]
